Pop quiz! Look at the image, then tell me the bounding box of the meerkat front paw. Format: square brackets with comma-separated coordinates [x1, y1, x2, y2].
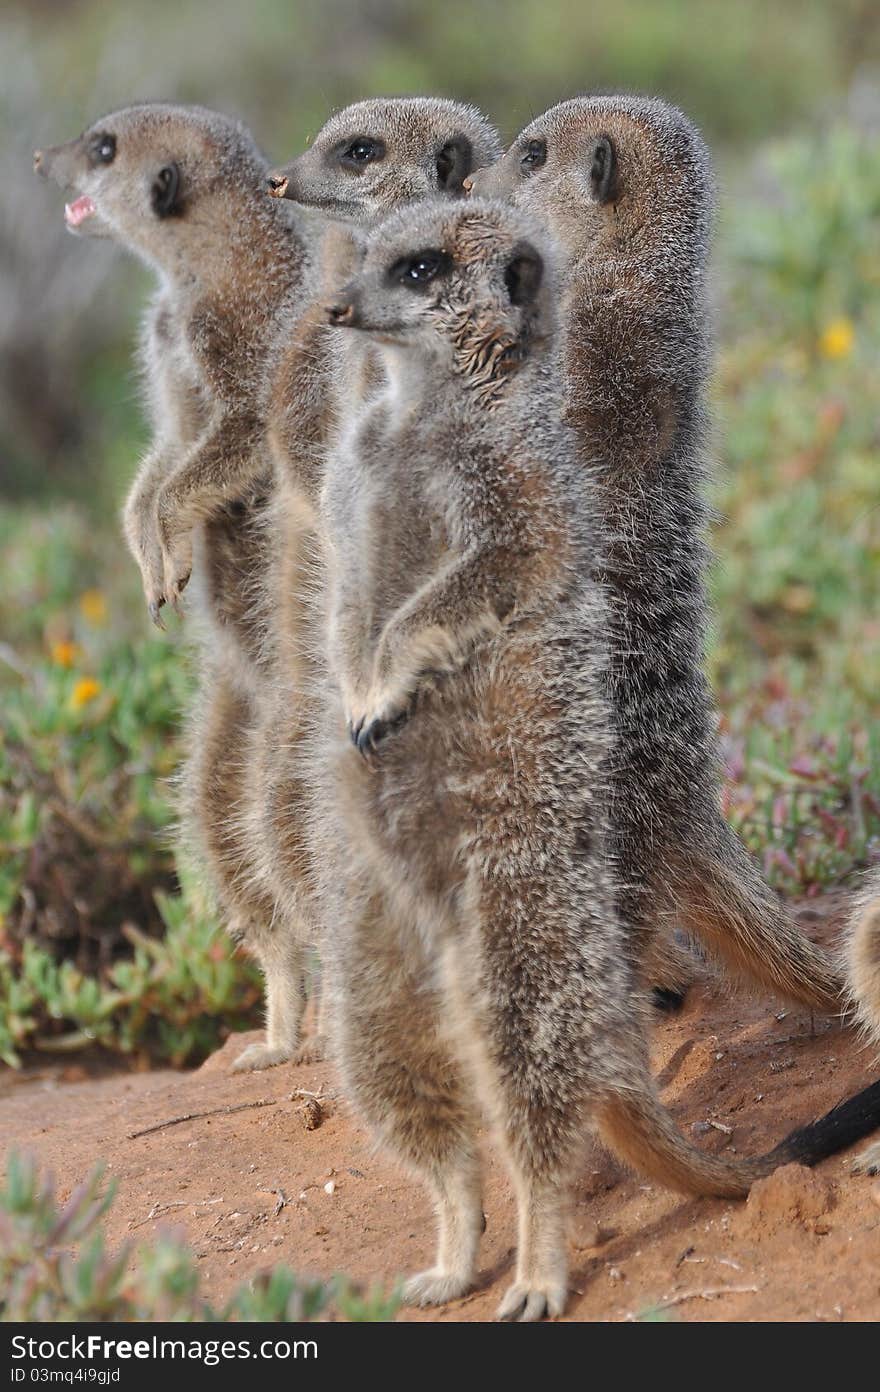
[852, 1139, 880, 1175]
[133, 539, 168, 627]
[160, 531, 193, 611]
[497, 1278, 568, 1322]
[349, 701, 412, 759]
[142, 567, 167, 629]
[401, 1268, 474, 1307]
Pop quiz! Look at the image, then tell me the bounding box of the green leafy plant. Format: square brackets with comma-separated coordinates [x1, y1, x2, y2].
[0, 1152, 397, 1321]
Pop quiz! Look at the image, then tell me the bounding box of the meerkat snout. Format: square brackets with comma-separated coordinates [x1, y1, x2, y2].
[266, 172, 288, 198]
[325, 299, 356, 326]
[33, 150, 44, 173]
[461, 174, 474, 194]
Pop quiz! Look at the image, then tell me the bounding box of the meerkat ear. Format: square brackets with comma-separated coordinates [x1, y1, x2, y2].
[436, 135, 474, 193]
[152, 162, 181, 219]
[504, 242, 544, 306]
[588, 136, 617, 203]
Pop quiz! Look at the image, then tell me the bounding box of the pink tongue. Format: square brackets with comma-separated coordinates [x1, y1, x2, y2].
[65, 195, 96, 227]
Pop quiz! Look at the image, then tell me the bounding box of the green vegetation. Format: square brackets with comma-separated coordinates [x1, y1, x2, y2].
[711, 124, 880, 893]
[0, 511, 262, 1067]
[0, 1152, 397, 1321]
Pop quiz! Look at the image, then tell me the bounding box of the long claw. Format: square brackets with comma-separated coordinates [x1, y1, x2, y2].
[148, 598, 165, 630]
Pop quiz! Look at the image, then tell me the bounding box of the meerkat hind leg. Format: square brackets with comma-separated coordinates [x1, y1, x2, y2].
[232, 935, 308, 1072]
[333, 901, 483, 1305]
[443, 932, 583, 1321]
[496, 1172, 570, 1321]
[289, 972, 327, 1065]
[401, 1159, 484, 1307]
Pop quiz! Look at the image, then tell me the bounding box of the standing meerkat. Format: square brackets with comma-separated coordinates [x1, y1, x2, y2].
[845, 871, 880, 1172]
[469, 97, 845, 1015]
[35, 104, 318, 1071]
[229, 98, 502, 1051]
[310, 198, 880, 1321]
[34, 97, 502, 1071]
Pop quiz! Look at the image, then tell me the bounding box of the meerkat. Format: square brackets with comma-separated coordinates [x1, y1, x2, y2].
[468, 97, 846, 1016]
[34, 97, 503, 1071]
[34, 104, 319, 1070]
[228, 97, 503, 1056]
[845, 870, 880, 1172]
[309, 197, 880, 1321]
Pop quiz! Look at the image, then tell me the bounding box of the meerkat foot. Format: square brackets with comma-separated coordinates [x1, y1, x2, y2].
[401, 1268, 474, 1307]
[851, 1139, 880, 1175]
[230, 1038, 298, 1073]
[497, 1279, 567, 1322]
[290, 1034, 326, 1066]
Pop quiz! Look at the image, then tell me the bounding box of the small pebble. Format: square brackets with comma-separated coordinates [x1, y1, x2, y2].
[324, 1179, 336, 1195]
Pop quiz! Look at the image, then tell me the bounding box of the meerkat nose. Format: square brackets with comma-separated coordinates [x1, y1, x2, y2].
[266, 172, 289, 198]
[33, 149, 44, 173]
[462, 175, 474, 194]
[326, 301, 355, 326]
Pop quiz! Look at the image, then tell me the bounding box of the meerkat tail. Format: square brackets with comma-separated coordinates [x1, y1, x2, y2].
[846, 881, 880, 1047]
[673, 823, 843, 1015]
[643, 931, 700, 1010]
[597, 1072, 880, 1199]
[596, 1082, 758, 1197]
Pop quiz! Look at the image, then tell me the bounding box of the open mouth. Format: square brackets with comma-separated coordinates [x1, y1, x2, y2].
[64, 195, 96, 229]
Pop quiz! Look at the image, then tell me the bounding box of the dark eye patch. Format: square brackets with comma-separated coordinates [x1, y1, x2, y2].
[520, 138, 546, 171]
[387, 248, 452, 289]
[337, 136, 386, 170]
[89, 132, 116, 165]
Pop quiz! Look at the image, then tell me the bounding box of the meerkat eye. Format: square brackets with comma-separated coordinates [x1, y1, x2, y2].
[340, 137, 385, 168]
[90, 133, 116, 165]
[388, 248, 452, 288]
[520, 138, 547, 172]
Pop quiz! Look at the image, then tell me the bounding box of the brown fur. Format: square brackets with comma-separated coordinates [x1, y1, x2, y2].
[472, 96, 844, 1016]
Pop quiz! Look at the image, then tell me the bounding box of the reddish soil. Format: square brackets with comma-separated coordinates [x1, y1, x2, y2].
[3, 894, 880, 1322]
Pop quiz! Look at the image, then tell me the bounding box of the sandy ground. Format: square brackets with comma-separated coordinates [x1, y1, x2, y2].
[2, 894, 880, 1323]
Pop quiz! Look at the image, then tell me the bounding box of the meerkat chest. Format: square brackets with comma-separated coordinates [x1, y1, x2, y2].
[187, 296, 269, 404]
[325, 414, 454, 621]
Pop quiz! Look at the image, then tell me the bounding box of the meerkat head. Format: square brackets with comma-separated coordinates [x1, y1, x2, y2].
[266, 97, 501, 221]
[323, 198, 553, 403]
[34, 103, 269, 266]
[468, 95, 713, 266]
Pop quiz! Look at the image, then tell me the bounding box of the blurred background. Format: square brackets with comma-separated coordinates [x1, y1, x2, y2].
[1, 0, 879, 1067]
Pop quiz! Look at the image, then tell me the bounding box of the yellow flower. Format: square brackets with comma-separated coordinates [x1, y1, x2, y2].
[70, 677, 102, 710]
[819, 317, 855, 360]
[782, 583, 815, 614]
[79, 589, 108, 626]
[50, 640, 80, 669]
